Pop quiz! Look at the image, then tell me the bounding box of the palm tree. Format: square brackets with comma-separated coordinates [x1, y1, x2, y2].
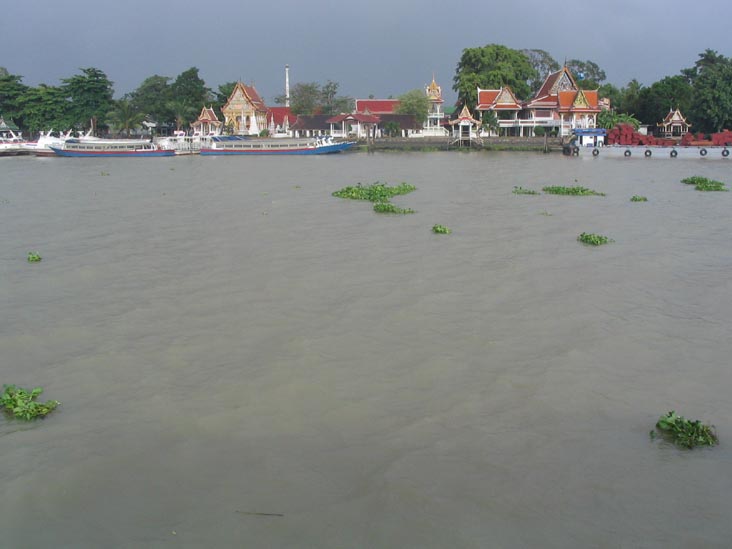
[106, 99, 146, 137]
[167, 98, 198, 132]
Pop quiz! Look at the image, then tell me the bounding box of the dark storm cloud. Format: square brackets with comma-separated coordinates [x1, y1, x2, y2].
[5, 0, 732, 104]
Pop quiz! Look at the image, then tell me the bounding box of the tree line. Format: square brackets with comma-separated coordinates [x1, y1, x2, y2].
[1, 46, 730, 136]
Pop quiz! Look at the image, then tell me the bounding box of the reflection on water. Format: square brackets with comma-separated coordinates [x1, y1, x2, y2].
[1, 153, 732, 547]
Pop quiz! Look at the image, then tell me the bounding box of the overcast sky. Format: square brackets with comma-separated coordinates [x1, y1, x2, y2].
[5, 0, 732, 105]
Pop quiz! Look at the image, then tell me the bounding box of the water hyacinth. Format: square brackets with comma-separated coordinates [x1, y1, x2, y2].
[681, 176, 728, 191]
[1, 385, 59, 420]
[577, 232, 613, 245]
[332, 181, 416, 202]
[630, 195, 648, 202]
[513, 186, 541, 195]
[432, 224, 451, 234]
[27, 252, 42, 262]
[654, 411, 718, 449]
[543, 186, 606, 196]
[372, 202, 415, 214]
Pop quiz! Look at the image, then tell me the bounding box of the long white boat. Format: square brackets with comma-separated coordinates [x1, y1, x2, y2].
[50, 138, 175, 157]
[200, 135, 355, 155]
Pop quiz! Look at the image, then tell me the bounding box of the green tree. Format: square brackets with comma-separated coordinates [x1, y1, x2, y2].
[617, 79, 644, 116]
[520, 49, 560, 93]
[167, 98, 198, 131]
[319, 80, 351, 115]
[396, 89, 429, 126]
[0, 69, 28, 127]
[61, 67, 115, 133]
[636, 75, 693, 126]
[453, 44, 537, 108]
[106, 98, 146, 137]
[17, 84, 71, 132]
[597, 110, 640, 130]
[598, 83, 622, 110]
[170, 67, 211, 111]
[129, 75, 173, 125]
[215, 82, 237, 106]
[687, 50, 732, 133]
[382, 121, 400, 137]
[566, 59, 606, 89]
[481, 111, 499, 135]
[275, 82, 320, 115]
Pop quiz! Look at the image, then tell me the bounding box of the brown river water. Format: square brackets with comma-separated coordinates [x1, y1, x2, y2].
[1, 151, 731, 548]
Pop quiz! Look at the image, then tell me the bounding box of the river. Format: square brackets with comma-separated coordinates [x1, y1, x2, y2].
[1, 151, 731, 548]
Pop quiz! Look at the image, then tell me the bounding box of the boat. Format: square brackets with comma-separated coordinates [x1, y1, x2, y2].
[0, 118, 30, 156]
[200, 135, 355, 155]
[50, 138, 175, 157]
[565, 128, 731, 159]
[22, 129, 100, 156]
[155, 130, 214, 155]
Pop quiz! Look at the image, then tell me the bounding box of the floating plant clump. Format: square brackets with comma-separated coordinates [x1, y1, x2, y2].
[432, 224, 451, 234]
[630, 195, 648, 202]
[332, 181, 416, 202]
[654, 411, 718, 449]
[27, 252, 42, 262]
[577, 232, 613, 245]
[681, 176, 728, 192]
[1, 385, 59, 420]
[373, 202, 415, 214]
[333, 181, 418, 216]
[513, 186, 541, 195]
[542, 186, 606, 196]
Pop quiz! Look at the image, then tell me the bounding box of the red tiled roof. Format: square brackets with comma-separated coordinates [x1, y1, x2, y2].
[477, 87, 521, 110]
[267, 107, 296, 126]
[355, 99, 400, 114]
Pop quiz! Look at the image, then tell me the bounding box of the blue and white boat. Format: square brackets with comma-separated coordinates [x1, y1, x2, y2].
[200, 135, 355, 155]
[50, 138, 175, 157]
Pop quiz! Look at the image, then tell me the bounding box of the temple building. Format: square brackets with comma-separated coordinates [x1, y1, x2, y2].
[267, 107, 297, 137]
[221, 82, 268, 135]
[475, 86, 522, 136]
[475, 66, 601, 137]
[658, 108, 691, 138]
[190, 107, 222, 135]
[423, 76, 448, 137]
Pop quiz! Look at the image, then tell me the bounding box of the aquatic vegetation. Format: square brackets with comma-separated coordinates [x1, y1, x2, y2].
[577, 232, 613, 245]
[630, 195, 648, 202]
[542, 186, 606, 196]
[513, 186, 541, 195]
[654, 411, 718, 449]
[432, 224, 451, 234]
[332, 181, 417, 202]
[680, 176, 708, 185]
[681, 176, 728, 191]
[373, 202, 415, 214]
[1, 385, 59, 420]
[27, 252, 42, 263]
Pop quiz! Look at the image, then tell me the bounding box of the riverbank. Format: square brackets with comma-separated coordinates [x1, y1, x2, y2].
[357, 136, 563, 153]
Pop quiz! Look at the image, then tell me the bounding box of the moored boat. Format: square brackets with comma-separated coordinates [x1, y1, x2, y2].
[565, 128, 731, 159]
[200, 135, 355, 155]
[0, 117, 30, 156]
[50, 138, 175, 157]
